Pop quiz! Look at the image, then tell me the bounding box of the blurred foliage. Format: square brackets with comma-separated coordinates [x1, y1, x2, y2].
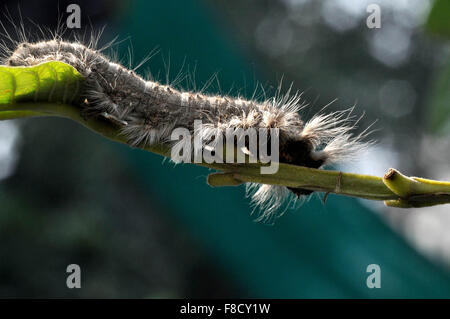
[427, 59, 450, 134]
[426, 0, 450, 134]
[427, 0, 450, 37]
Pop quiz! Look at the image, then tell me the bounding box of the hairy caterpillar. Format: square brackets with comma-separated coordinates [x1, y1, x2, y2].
[0, 26, 371, 220]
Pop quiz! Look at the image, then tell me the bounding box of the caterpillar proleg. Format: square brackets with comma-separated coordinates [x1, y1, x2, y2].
[1, 28, 371, 220]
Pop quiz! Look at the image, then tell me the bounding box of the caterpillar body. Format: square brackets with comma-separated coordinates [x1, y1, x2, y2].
[2, 34, 370, 220]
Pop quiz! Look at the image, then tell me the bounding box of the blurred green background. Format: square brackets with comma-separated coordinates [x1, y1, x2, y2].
[0, 0, 450, 298]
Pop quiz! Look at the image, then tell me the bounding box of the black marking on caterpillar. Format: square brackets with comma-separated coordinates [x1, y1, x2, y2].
[0, 25, 372, 222]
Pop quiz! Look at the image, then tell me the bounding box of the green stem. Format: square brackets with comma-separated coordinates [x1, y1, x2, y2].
[2, 102, 450, 208]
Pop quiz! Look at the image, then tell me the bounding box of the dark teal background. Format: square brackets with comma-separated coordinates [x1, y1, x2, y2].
[113, 0, 450, 297]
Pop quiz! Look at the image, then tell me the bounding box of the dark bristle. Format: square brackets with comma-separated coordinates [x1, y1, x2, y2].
[280, 138, 325, 198]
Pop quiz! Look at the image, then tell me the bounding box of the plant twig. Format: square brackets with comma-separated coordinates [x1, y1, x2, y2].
[2, 101, 450, 208]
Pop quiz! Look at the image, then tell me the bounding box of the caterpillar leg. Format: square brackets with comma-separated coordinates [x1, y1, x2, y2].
[288, 188, 314, 196]
[100, 112, 128, 127]
[79, 98, 127, 127]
